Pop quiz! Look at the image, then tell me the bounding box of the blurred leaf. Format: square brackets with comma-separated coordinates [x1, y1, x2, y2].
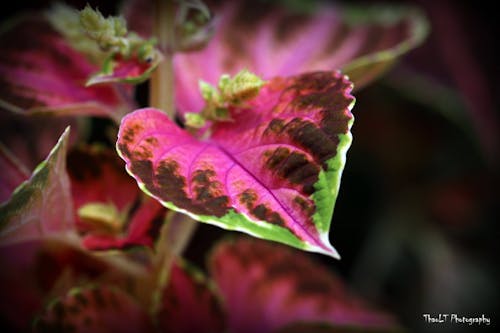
[340, 4, 429, 89]
[208, 237, 400, 333]
[0, 16, 135, 123]
[157, 261, 226, 333]
[0, 237, 146, 331]
[86, 50, 164, 86]
[0, 127, 74, 245]
[122, 0, 427, 115]
[34, 285, 154, 333]
[67, 146, 166, 251]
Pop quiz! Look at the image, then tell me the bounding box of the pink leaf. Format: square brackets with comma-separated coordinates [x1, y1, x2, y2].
[157, 262, 226, 333]
[209, 237, 400, 333]
[0, 16, 135, 122]
[171, 1, 426, 114]
[86, 51, 164, 86]
[117, 71, 354, 257]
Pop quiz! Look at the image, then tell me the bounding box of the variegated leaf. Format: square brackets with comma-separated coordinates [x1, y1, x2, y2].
[117, 71, 354, 257]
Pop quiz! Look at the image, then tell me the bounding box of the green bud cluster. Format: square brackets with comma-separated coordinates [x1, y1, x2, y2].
[185, 69, 266, 128]
[46, 3, 105, 63]
[79, 5, 155, 62]
[47, 3, 156, 64]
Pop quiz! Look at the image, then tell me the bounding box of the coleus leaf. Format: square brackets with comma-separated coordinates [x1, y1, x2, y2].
[157, 261, 226, 333]
[0, 127, 74, 245]
[168, 0, 428, 114]
[0, 237, 146, 332]
[117, 71, 354, 258]
[34, 285, 154, 333]
[80, 197, 165, 251]
[85, 49, 164, 86]
[209, 237, 399, 333]
[0, 16, 134, 122]
[67, 146, 166, 251]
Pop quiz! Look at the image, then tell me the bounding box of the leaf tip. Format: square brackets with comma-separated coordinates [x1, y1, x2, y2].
[313, 238, 341, 260]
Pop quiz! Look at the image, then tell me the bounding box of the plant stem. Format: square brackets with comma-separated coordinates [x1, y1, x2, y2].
[150, 0, 175, 116]
[148, 0, 199, 317]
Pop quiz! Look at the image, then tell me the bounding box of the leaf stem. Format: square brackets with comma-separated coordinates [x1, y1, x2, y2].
[148, 0, 199, 318]
[150, 0, 176, 116]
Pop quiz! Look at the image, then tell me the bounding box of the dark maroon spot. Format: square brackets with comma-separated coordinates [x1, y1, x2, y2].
[320, 110, 351, 140]
[133, 144, 153, 159]
[294, 196, 315, 217]
[117, 143, 132, 160]
[153, 162, 230, 217]
[284, 154, 320, 194]
[192, 169, 218, 200]
[155, 160, 187, 201]
[238, 189, 258, 210]
[265, 118, 286, 136]
[251, 204, 286, 227]
[130, 160, 154, 189]
[285, 118, 337, 166]
[265, 147, 290, 170]
[291, 72, 337, 92]
[145, 136, 159, 147]
[191, 169, 230, 216]
[202, 196, 230, 217]
[121, 122, 143, 145]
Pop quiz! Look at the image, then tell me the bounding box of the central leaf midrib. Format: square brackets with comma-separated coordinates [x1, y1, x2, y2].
[213, 142, 323, 249]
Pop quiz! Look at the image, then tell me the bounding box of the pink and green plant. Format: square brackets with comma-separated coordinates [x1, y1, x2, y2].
[0, 0, 429, 332]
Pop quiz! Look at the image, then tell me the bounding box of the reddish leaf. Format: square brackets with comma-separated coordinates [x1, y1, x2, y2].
[209, 237, 400, 333]
[0, 16, 134, 122]
[0, 238, 141, 332]
[81, 197, 165, 251]
[157, 262, 226, 333]
[86, 51, 163, 86]
[34, 285, 154, 333]
[67, 146, 166, 250]
[117, 71, 354, 257]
